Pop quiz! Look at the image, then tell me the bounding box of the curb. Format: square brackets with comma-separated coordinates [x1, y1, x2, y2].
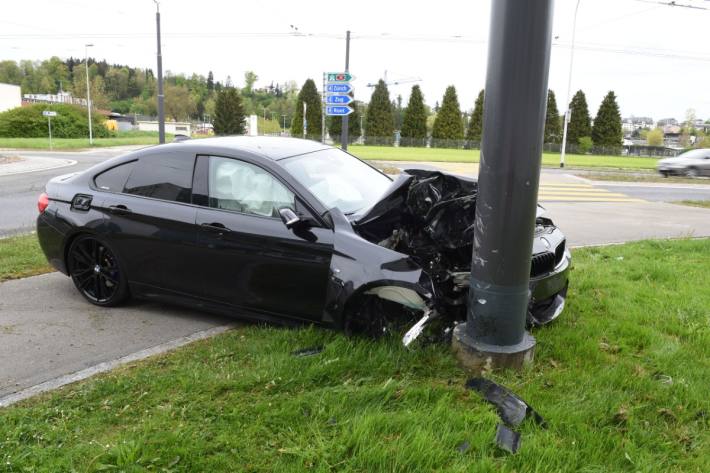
[0, 157, 77, 177]
[0, 323, 237, 408]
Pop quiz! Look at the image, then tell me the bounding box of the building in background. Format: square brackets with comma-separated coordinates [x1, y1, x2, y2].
[137, 120, 191, 137]
[0, 83, 22, 113]
[622, 116, 654, 134]
[22, 91, 87, 107]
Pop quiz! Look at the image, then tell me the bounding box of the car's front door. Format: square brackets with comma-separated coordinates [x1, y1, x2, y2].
[193, 155, 333, 321]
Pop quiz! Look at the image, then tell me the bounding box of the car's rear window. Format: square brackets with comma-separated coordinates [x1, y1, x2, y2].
[94, 161, 136, 192]
[123, 153, 195, 203]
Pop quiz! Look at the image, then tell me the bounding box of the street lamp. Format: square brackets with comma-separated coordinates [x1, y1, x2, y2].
[154, 0, 165, 144]
[559, 0, 581, 168]
[84, 43, 93, 145]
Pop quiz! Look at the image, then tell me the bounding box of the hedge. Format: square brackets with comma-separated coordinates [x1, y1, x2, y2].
[0, 104, 112, 138]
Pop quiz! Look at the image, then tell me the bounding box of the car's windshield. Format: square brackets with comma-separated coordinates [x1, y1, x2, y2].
[678, 149, 709, 159]
[281, 148, 393, 214]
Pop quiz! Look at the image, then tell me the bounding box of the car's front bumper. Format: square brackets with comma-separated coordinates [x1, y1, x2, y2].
[657, 165, 687, 175]
[528, 249, 571, 325]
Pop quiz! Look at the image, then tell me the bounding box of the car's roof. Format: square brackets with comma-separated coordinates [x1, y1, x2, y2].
[148, 136, 332, 161]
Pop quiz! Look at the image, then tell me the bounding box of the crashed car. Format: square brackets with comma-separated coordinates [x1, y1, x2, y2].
[36, 137, 570, 342]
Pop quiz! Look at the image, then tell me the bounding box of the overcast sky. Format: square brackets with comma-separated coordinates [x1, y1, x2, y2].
[2, 0, 709, 121]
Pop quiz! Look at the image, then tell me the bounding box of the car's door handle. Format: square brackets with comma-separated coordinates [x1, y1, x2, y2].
[108, 204, 131, 215]
[201, 222, 231, 233]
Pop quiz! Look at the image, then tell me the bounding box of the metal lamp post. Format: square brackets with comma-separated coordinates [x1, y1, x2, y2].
[452, 0, 554, 372]
[84, 43, 93, 145]
[154, 0, 165, 144]
[559, 0, 581, 168]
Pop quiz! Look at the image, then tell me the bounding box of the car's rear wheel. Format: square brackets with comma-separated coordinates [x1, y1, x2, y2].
[686, 167, 699, 178]
[67, 235, 129, 306]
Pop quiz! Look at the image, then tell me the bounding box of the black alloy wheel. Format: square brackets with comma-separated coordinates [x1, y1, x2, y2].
[67, 235, 128, 306]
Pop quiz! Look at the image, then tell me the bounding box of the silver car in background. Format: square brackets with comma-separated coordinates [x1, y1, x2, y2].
[657, 149, 710, 177]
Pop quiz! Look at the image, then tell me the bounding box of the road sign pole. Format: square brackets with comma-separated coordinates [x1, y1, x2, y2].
[47, 116, 53, 151]
[155, 2, 166, 144]
[322, 72, 326, 143]
[452, 0, 554, 372]
[341, 30, 351, 151]
[303, 101, 307, 139]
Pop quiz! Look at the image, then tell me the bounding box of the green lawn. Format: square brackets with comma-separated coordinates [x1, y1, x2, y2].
[674, 200, 710, 209]
[0, 131, 171, 150]
[350, 145, 660, 170]
[1, 238, 708, 472]
[0, 233, 52, 282]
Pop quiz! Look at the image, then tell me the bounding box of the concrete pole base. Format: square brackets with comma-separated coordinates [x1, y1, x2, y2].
[451, 323, 536, 373]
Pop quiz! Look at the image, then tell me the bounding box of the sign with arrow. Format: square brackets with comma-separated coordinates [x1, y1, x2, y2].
[326, 106, 354, 116]
[326, 72, 354, 82]
[326, 83, 353, 94]
[325, 94, 353, 105]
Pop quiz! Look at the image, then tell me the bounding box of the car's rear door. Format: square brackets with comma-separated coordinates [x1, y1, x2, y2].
[192, 154, 333, 322]
[97, 150, 200, 295]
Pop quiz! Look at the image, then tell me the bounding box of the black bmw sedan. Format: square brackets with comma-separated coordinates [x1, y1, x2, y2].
[37, 137, 570, 341]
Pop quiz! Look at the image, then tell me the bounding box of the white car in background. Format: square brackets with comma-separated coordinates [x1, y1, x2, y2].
[657, 149, 710, 177]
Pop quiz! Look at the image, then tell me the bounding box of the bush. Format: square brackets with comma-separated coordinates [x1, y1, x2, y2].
[0, 104, 112, 138]
[578, 136, 593, 154]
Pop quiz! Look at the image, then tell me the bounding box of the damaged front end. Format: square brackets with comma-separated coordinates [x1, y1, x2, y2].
[328, 169, 570, 343]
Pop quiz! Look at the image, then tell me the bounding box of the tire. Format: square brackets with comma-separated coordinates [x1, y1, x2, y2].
[67, 235, 129, 307]
[686, 167, 699, 178]
[659, 171, 668, 178]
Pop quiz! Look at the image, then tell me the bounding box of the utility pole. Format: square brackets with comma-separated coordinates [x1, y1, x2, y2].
[452, 0, 554, 372]
[282, 114, 287, 133]
[84, 44, 93, 145]
[303, 101, 307, 139]
[560, 0, 581, 168]
[154, 0, 166, 144]
[341, 30, 351, 150]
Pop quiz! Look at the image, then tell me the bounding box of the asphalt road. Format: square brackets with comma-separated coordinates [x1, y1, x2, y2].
[2, 148, 710, 404]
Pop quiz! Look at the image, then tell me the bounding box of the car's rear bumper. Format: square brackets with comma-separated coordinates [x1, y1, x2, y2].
[37, 212, 69, 275]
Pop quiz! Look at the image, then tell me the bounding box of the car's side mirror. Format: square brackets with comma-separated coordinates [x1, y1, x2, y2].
[279, 207, 301, 229]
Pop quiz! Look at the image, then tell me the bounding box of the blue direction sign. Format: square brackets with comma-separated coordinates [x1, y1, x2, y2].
[326, 106, 354, 116]
[326, 83, 353, 94]
[326, 94, 353, 105]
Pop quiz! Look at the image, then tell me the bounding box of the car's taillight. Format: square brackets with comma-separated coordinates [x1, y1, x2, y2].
[38, 193, 49, 213]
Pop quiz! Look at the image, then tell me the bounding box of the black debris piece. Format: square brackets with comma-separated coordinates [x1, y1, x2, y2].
[495, 424, 521, 454]
[465, 377, 546, 428]
[290, 345, 324, 357]
[456, 440, 471, 454]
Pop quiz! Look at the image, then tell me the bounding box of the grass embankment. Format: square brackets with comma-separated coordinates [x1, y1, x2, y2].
[0, 233, 52, 282]
[1, 238, 708, 471]
[351, 145, 659, 170]
[674, 200, 710, 209]
[0, 131, 172, 150]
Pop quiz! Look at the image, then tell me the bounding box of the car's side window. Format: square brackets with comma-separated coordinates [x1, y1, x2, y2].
[123, 153, 194, 203]
[94, 161, 136, 192]
[208, 156, 294, 218]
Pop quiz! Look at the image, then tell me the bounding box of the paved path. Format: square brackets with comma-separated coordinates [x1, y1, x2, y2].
[0, 272, 232, 401]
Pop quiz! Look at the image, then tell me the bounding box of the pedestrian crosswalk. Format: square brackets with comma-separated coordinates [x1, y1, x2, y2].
[538, 183, 643, 202]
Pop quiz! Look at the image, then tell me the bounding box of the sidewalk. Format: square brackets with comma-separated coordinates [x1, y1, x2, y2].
[0, 154, 76, 176]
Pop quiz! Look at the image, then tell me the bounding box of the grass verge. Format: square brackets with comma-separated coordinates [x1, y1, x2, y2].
[1, 239, 709, 471]
[0, 131, 172, 150]
[350, 145, 659, 170]
[673, 200, 710, 209]
[0, 233, 53, 282]
[581, 172, 710, 185]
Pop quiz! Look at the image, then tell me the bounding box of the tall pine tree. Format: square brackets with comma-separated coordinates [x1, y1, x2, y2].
[465, 89, 484, 143]
[566, 89, 591, 145]
[328, 101, 362, 143]
[592, 90, 623, 147]
[291, 79, 322, 141]
[400, 85, 427, 146]
[213, 87, 246, 135]
[544, 90, 562, 144]
[432, 85, 464, 146]
[364, 79, 394, 144]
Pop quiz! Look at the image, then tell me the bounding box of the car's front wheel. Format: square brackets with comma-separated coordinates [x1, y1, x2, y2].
[67, 235, 129, 306]
[686, 167, 699, 178]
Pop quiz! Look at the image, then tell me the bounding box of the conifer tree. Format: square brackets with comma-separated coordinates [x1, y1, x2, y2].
[213, 87, 245, 135]
[364, 79, 394, 144]
[432, 85, 464, 145]
[567, 89, 591, 145]
[400, 85, 427, 146]
[592, 90, 623, 147]
[544, 90, 562, 144]
[291, 79, 322, 140]
[465, 89, 484, 143]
